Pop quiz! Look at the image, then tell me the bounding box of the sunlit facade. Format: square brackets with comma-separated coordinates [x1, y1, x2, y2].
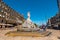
[0, 0, 25, 28]
[47, 0, 60, 29]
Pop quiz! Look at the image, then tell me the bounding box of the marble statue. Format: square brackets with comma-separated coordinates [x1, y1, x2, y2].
[22, 11, 36, 28]
[17, 11, 40, 31]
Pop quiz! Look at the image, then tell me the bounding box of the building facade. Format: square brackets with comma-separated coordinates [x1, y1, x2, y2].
[0, 0, 25, 28]
[47, 13, 60, 29]
[47, 0, 60, 29]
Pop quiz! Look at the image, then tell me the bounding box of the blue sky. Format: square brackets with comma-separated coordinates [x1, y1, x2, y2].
[3, 0, 58, 25]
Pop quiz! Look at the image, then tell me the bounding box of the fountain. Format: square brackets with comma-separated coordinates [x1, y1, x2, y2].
[22, 11, 36, 28]
[17, 11, 41, 32]
[5, 12, 51, 37]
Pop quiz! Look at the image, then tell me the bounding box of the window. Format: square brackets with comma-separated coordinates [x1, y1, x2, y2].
[1, 10, 3, 12]
[0, 14, 2, 17]
[59, 16, 60, 18]
[2, 5, 4, 8]
[0, 8, 2, 12]
[5, 7, 8, 10]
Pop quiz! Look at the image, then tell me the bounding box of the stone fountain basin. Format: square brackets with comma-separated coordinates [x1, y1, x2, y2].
[5, 30, 51, 37]
[17, 28, 40, 32]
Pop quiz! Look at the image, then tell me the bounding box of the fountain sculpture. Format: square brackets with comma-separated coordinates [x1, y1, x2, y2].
[22, 12, 36, 28]
[17, 11, 40, 32]
[6, 12, 50, 37]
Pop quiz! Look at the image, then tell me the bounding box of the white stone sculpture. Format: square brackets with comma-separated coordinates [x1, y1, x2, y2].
[22, 11, 36, 28]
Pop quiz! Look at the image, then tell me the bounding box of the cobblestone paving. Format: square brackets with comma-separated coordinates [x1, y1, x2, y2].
[0, 28, 60, 40]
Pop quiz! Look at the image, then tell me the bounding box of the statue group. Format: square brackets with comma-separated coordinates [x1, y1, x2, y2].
[17, 11, 40, 32]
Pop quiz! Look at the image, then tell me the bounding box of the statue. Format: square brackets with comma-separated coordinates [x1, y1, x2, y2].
[22, 11, 35, 28]
[28, 12, 30, 18]
[27, 12, 32, 22]
[17, 11, 40, 31]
